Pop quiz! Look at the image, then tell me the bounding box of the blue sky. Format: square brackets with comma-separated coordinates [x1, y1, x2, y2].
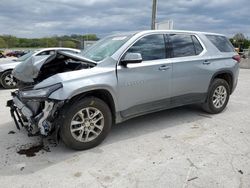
[0, 0, 249, 38]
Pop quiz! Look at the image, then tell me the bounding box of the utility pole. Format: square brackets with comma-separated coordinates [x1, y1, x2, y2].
[151, 0, 157, 30]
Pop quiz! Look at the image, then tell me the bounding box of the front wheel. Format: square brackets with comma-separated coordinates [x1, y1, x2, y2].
[0, 70, 17, 89]
[60, 97, 112, 150]
[202, 78, 230, 114]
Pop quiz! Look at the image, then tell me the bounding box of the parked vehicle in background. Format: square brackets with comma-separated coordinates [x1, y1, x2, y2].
[0, 48, 81, 89]
[7, 30, 239, 150]
[0, 51, 6, 58]
[5, 50, 27, 58]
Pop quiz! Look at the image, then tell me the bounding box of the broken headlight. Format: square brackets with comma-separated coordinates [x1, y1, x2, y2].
[20, 83, 62, 99]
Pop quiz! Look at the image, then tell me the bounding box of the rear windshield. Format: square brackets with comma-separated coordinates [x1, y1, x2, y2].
[206, 35, 235, 52]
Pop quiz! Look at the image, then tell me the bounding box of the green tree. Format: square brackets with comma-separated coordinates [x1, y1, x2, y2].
[63, 40, 77, 48]
[233, 33, 245, 42]
[232, 33, 250, 49]
[83, 34, 98, 40]
[0, 37, 7, 48]
[1, 35, 18, 48]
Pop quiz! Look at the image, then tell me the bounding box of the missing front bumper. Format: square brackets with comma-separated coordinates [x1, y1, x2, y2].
[7, 92, 64, 137]
[7, 99, 24, 130]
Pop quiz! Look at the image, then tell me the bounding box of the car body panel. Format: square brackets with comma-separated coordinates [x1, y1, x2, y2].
[116, 58, 172, 113]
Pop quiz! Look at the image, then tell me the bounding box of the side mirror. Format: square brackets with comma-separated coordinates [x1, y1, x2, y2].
[120, 53, 142, 66]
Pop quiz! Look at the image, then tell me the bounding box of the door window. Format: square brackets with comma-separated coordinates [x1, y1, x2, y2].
[126, 34, 166, 61]
[169, 34, 197, 57]
[192, 36, 203, 55]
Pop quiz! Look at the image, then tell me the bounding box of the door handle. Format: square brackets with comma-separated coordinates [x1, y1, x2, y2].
[203, 60, 211, 65]
[159, 65, 170, 71]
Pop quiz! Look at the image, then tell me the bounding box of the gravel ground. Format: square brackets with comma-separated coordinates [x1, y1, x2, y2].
[0, 69, 249, 188]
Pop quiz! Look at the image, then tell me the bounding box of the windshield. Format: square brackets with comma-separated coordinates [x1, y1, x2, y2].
[83, 35, 131, 61]
[16, 51, 35, 61]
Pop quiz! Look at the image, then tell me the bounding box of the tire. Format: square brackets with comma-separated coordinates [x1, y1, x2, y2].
[202, 78, 230, 114]
[60, 97, 112, 150]
[0, 70, 17, 89]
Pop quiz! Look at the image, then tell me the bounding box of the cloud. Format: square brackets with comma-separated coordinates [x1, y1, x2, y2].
[0, 0, 249, 38]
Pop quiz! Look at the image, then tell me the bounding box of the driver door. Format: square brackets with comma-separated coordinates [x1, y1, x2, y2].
[117, 34, 172, 118]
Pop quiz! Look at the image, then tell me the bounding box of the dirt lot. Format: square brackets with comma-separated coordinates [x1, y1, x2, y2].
[0, 69, 249, 188]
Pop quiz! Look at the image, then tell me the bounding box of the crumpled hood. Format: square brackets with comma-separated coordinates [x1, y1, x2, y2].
[12, 51, 96, 83]
[34, 66, 113, 89]
[12, 56, 48, 83]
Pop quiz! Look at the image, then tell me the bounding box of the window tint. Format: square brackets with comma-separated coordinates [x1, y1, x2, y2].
[206, 35, 235, 52]
[192, 36, 203, 55]
[169, 34, 196, 57]
[126, 34, 166, 61]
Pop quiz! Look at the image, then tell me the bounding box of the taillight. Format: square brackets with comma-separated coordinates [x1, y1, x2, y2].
[232, 55, 241, 63]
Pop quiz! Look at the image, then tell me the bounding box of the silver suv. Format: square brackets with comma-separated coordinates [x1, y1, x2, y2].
[7, 30, 240, 150]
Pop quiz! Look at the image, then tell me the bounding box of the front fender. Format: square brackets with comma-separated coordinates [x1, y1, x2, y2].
[48, 71, 119, 111]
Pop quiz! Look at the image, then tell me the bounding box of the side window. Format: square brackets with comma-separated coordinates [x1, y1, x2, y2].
[192, 36, 203, 55]
[37, 50, 55, 56]
[206, 35, 235, 52]
[169, 34, 196, 57]
[126, 34, 166, 61]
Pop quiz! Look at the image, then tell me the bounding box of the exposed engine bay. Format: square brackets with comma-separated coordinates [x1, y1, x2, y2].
[7, 51, 96, 138]
[13, 51, 96, 86]
[36, 53, 95, 82]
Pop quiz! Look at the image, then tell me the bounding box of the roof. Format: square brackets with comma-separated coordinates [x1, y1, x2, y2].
[108, 30, 226, 37]
[138, 30, 226, 36]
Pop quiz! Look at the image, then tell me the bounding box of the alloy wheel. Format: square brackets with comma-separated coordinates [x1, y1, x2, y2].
[212, 85, 227, 108]
[70, 107, 104, 142]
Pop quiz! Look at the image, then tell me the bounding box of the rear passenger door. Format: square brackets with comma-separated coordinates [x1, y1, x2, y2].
[168, 34, 211, 105]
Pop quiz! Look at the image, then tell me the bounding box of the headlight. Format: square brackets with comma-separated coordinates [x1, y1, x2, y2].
[20, 83, 62, 99]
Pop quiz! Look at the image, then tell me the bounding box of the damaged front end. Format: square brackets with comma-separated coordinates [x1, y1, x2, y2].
[7, 83, 64, 137]
[7, 51, 96, 138]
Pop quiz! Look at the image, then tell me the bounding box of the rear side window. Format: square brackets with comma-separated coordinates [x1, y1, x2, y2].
[206, 35, 235, 52]
[192, 36, 203, 55]
[169, 34, 197, 57]
[126, 34, 166, 61]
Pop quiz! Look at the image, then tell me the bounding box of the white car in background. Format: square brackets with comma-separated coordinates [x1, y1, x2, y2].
[0, 48, 80, 89]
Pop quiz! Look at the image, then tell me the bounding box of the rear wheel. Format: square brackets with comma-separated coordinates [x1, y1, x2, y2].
[60, 97, 112, 150]
[0, 70, 17, 89]
[202, 78, 230, 114]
